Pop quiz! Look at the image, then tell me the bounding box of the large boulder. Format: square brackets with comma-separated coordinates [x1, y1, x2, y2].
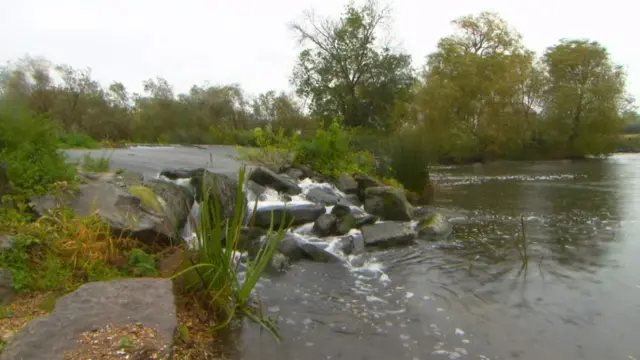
[364, 186, 414, 221]
[135, 179, 194, 233]
[191, 170, 247, 222]
[31, 183, 180, 246]
[416, 213, 453, 240]
[105, 170, 144, 188]
[249, 167, 301, 195]
[354, 174, 383, 201]
[337, 173, 358, 194]
[361, 222, 417, 248]
[252, 203, 326, 229]
[313, 214, 337, 237]
[0, 278, 178, 360]
[305, 187, 340, 206]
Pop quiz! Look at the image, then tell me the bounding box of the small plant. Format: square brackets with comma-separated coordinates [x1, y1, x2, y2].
[81, 151, 112, 172]
[117, 337, 135, 349]
[127, 249, 158, 277]
[173, 166, 287, 339]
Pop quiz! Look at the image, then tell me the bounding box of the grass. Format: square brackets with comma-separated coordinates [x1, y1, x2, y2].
[81, 151, 112, 172]
[173, 165, 288, 339]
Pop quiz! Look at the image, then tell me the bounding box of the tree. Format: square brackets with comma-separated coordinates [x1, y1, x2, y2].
[291, 0, 414, 129]
[251, 91, 314, 135]
[415, 12, 540, 161]
[541, 39, 630, 156]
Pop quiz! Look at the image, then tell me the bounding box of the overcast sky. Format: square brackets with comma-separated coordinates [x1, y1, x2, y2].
[1, 0, 637, 103]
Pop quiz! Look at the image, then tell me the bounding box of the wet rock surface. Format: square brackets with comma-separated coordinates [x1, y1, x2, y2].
[363, 186, 414, 221]
[253, 203, 326, 229]
[361, 222, 417, 248]
[249, 167, 301, 195]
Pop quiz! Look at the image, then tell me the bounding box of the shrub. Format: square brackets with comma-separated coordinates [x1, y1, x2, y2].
[0, 102, 76, 196]
[81, 151, 112, 172]
[387, 128, 433, 194]
[237, 125, 297, 171]
[58, 132, 101, 149]
[294, 120, 375, 178]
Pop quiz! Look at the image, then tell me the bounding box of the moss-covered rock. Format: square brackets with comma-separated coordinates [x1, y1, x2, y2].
[363, 186, 413, 221]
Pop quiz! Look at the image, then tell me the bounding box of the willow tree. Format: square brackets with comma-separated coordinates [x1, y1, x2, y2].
[290, 0, 414, 130]
[415, 12, 542, 161]
[541, 39, 630, 157]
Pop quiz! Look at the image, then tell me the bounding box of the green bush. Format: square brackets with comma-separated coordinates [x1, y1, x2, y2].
[0, 103, 76, 196]
[81, 151, 112, 172]
[387, 128, 432, 194]
[237, 125, 297, 171]
[295, 120, 374, 178]
[58, 132, 101, 149]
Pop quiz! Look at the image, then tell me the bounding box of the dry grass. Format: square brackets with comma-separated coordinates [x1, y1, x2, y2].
[64, 323, 170, 360]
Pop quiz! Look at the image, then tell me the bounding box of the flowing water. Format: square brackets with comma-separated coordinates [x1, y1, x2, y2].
[215, 154, 640, 360]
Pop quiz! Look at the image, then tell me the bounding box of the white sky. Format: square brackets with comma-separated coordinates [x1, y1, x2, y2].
[1, 0, 637, 104]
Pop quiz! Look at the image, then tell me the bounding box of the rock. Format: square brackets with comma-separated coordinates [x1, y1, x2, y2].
[30, 183, 178, 246]
[0, 269, 14, 306]
[0, 278, 177, 360]
[313, 214, 337, 237]
[247, 180, 267, 200]
[284, 167, 305, 181]
[364, 186, 414, 221]
[416, 213, 453, 240]
[354, 174, 383, 191]
[269, 252, 291, 272]
[306, 187, 340, 206]
[143, 179, 194, 231]
[0, 162, 13, 199]
[331, 203, 352, 218]
[336, 233, 366, 255]
[237, 227, 268, 253]
[337, 173, 358, 194]
[253, 203, 326, 229]
[191, 170, 247, 223]
[354, 214, 379, 228]
[297, 242, 342, 263]
[361, 222, 417, 248]
[404, 190, 421, 206]
[276, 233, 306, 261]
[335, 213, 356, 235]
[106, 170, 144, 188]
[343, 194, 362, 207]
[0, 235, 15, 252]
[159, 168, 205, 180]
[249, 167, 301, 195]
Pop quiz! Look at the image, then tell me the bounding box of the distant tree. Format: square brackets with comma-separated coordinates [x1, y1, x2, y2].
[291, 0, 414, 130]
[541, 39, 630, 156]
[251, 91, 314, 135]
[415, 12, 540, 161]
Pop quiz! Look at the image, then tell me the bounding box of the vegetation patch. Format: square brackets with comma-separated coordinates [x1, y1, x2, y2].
[128, 186, 163, 213]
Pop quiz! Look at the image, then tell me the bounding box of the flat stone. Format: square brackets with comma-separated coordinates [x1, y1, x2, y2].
[0, 278, 177, 360]
[361, 222, 417, 248]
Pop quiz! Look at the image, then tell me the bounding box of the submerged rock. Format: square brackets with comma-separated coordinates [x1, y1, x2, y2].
[0, 278, 177, 360]
[336, 233, 366, 255]
[253, 203, 326, 229]
[313, 214, 337, 237]
[306, 187, 340, 206]
[276, 233, 306, 261]
[247, 180, 267, 200]
[159, 167, 205, 180]
[335, 213, 356, 235]
[269, 252, 291, 272]
[416, 213, 453, 240]
[337, 173, 358, 194]
[249, 167, 301, 195]
[363, 186, 414, 221]
[361, 222, 417, 248]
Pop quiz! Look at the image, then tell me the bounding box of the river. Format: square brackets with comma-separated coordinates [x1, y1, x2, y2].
[68, 147, 640, 359]
[227, 153, 640, 360]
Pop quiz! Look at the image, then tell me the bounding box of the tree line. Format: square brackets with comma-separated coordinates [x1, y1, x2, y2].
[0, 0, 636, 162]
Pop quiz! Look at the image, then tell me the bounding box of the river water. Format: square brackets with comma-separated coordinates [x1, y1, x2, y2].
[226, 154, 640, 360]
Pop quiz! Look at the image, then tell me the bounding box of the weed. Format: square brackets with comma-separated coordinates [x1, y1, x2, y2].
[81, 151, 112, 173]
[117, 337, 135, 349]
[127, 249, 158, 277]
[173, 166, 287, 339]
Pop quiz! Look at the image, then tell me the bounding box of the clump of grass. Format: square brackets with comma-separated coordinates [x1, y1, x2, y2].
[173, 166, 287, 339]
[81, 151, 112, 173]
